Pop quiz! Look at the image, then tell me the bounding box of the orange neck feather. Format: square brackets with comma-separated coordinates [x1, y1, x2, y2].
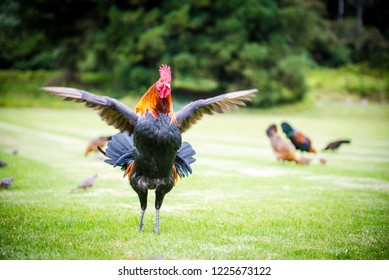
[135, 83, 176, 122]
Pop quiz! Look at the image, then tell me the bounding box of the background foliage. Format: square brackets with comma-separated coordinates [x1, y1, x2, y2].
[0, 0, 388, 106]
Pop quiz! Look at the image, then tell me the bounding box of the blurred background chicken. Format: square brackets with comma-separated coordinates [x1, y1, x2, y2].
[84, 136, 112, 158]
[70, 174, 98, 193]
[0, 160, 7, 168]
[323, 139, 351, 151]
[281, 121, 316, 153]
[0, 177, 14, 189]
[266, 124, 311, 165]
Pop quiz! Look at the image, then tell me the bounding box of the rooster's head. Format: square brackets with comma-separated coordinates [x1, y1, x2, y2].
[281, 122, 294, 137]
[156, 64, 171, 99]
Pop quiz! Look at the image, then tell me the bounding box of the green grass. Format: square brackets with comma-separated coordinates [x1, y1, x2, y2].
[307, 65, 389, 102]
[0, 101, 388, 259]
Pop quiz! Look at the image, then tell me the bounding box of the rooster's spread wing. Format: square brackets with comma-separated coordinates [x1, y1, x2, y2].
[42, 87, 138, 133]
[175, 89, 256, 133]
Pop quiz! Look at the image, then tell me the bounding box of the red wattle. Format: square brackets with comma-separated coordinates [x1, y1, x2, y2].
[159, 85, 170, 98]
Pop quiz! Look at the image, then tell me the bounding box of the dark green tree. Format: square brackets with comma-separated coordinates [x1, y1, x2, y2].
[1, 0, 387, 105]
[0, 0, 110, 83]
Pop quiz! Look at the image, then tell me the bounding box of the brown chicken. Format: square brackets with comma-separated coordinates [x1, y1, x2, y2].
[266, 124, 311, 165]
[70, 174, 98, 193]
[84, 136, 112, 156]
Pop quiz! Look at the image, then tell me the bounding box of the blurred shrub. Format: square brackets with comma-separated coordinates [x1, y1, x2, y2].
[310, 24, 351, 67]
[1, 0, 387, 106]
[244, 54, 310, 107]
[307, 64, 389, 102]
[328, 19, 389, 69]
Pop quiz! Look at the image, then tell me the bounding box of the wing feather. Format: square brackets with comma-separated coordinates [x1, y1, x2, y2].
[175, 89, 257, 133]
[42, 87, 138, 133]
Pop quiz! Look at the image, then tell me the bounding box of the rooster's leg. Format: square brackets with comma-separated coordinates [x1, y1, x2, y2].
[137, 189, 148, 232]
[153, 209, 160, 234]
[138, 210, 145, 232]
[153, 192, 166, 234]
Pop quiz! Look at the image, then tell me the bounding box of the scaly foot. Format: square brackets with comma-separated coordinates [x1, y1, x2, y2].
[153, 209, 160, 234]
[138, 210, 145, 232]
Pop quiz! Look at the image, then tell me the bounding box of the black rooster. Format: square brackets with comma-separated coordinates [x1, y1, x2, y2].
[281, 122, 316, 153]
[43, 64, 256, 233]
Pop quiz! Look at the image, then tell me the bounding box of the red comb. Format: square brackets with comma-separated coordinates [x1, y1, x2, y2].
[159, 64, 171, 83]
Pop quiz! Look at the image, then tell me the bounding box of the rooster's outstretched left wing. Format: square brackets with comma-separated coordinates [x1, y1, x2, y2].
[175, 89, 257, 133]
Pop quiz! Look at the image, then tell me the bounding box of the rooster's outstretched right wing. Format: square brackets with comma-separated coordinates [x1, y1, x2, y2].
[42, 87, 138, 134]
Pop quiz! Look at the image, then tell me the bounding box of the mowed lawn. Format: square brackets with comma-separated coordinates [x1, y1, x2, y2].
[0, 102, 388, 260]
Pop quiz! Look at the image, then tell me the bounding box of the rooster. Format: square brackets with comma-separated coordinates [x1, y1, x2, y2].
[42, 64, 256, 233]
[266, 124, 311, 165]
[323, 139, 351, 151]
[281, 122, 316, 153]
